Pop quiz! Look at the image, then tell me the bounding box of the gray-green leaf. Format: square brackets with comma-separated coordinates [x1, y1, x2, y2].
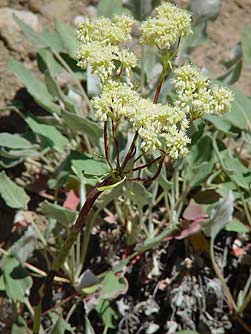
[0, 171, 30, 209]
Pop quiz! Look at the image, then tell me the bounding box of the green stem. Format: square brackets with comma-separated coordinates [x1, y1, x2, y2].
[33, 175, 113, 334]
[210, 237, 237, 312]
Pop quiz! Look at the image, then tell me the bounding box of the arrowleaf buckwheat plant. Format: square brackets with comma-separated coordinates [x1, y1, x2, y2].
[5, 1, 251, 333]
[32, 2, 233, 333]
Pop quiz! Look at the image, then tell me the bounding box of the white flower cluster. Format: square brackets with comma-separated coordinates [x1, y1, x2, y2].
[140, 2, 192, 50]
[93, 82, 190, 159]
[76, 15, 137, 81]
[76, 5, 233, 162]
[174, 65, 233, 119]
[92, 81, 140, 121]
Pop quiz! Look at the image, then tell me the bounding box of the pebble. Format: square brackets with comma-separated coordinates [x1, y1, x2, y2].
[0, 8, 40, 51]
[86, 5, 98, 17]
[28, 0, 42, 13]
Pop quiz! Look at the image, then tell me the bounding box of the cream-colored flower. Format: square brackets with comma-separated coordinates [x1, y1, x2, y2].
[210, 86, 233, 115]
[174, 65, 233, 119]
[76, 15, 137, 81]
[140, 2, 192, 50]
[92, 81, 140, 121]
[77, 15, 134, 45]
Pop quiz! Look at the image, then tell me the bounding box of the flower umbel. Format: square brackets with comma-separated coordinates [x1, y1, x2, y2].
[174, 65, 233, 119]
[140, 2, 192, 50]
[76, 15, 137, 82]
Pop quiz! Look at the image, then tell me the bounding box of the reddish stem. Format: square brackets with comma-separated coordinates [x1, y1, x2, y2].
[127, 156, 164, 183]
[104, 121, 112, 169]
[153, 77, 164, 104]
[112, 120, 120, 172]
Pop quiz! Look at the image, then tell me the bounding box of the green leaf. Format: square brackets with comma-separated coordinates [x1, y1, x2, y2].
[3, 256, 32, 302]
[0, 147, 39, 159]
[0, 171, 30, 209]
[97, 177, 126, 191]
[37, 48, 62, 77]
[14, 15, 63, 52]
[95, 300, 117, 329]
[10, 226, 37, 264]
[182, 22, 208, 54]
[224, 87, 251, 131]
[218, 59, 242, 85]
[26, 116, 68, 152]
[222, 151, 250, 190]
[72, 157, 109, 177]
[205, 115, 232, 134]
[241, 24, 251, 64]
[203, 192, 234, 239]
[62, 110, 102, 144]
[96, 184, 123, 210]
[55, 19, 79, 58]
[98, 0, 128, 17]
[0, 133, 32, 149]
[0, 156, 23, 168]
[45, 73, 77, 113]
[41, 201, 77, 225]
[186, 135, 215, 186]
[125, 182, 151, 208]
[11, 316, 29, 334]
[50, 314, 75, 334]
[101, 272, 127, 299]
[225, 219, 249, 233]
[8, 58, 61, 114]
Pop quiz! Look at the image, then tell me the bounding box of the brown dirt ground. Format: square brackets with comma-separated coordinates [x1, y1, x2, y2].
[191, 0, 251, 95]
[0, 0, 251, 106]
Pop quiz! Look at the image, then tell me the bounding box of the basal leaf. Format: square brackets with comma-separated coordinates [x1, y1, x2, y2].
[41, 201, 77, 225]
[72, 157, 109, 177]
[224, 87, 251, 131]
[26, 116, 68, 152]
[8, 58, 61, 114]
[10, 226, 37, 264]
[62, 110, 102, 144]
[203, 192, 234, 239]
[0, 133, 33, 149]
[0, 171, 30, 209]
[241, 24, 251, 64]
[3, 256, 32, 302]
[55, 19, 79, 58]
[225, 219, 249, 233]
[14, 16, 63, 52]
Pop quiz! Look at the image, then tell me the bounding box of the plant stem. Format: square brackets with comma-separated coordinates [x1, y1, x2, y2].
[131, 156, 162, 172]
[121, 132, 139, 170]
[112, 120, 120, 172]
[210, 237, 237, 312]
[33, 176, 113, 334]
[104, 121, 113, 170]
[127, 156, 164, 183]
[153, 51, 170, 104]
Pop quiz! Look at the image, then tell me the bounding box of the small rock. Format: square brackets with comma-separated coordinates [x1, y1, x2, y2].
[0, 8, 40, 52]
[28, 0, 42, 13]
[89, 0, 99, 5]
[73, 15, 86, 27]
[86, 5, 98, 17]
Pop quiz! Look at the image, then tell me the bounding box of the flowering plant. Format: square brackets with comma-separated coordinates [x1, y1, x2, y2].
[32, 2, 233, 332]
